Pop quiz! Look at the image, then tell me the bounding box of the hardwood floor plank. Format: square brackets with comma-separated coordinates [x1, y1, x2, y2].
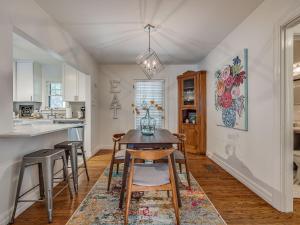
[12, 150, 111, 225]
[12, 150, 300, 225]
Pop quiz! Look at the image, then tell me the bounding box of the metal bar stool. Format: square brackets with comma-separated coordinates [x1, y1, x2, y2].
[54, 141, 89, 193]
[10, 149, 73, 224]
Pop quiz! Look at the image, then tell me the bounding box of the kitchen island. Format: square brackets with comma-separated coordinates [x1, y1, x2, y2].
[0, 122, 85, 224]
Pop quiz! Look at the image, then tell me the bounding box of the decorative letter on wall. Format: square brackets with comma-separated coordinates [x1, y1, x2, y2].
[110, 94, 121, 119]
[110, 79, 121, 119]
[215, 49, 248, 131]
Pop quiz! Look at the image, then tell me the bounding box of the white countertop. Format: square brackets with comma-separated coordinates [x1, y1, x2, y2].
[0, 123, 85, 138]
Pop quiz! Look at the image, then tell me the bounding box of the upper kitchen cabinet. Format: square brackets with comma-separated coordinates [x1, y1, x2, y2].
[14, 60, 42, 102]
[77, 71, 86, 102]
[63, 64, 86, 102]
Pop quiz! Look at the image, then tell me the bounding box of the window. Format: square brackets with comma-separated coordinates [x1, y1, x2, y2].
[48, 82, 63, 108]
[134, 80, 165, 129]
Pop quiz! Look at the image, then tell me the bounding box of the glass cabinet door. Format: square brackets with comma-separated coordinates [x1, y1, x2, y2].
[183, 78, 195, 106]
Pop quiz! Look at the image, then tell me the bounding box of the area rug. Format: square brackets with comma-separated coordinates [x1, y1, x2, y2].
[67, 165, 226, 225]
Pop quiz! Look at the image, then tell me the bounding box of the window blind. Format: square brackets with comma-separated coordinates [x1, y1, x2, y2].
[134, 80, 165, 129]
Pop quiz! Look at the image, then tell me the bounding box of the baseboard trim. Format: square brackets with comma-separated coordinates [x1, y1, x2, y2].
[0, 170, 64, 225]
[207, 152, 274, 208]
[100, 145, 113, 150]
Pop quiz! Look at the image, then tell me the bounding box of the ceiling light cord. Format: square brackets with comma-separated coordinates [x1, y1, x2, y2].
[148, 25, 151, 52]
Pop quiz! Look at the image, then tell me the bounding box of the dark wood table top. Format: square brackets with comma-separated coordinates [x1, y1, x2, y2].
[119, 129, 180, 144]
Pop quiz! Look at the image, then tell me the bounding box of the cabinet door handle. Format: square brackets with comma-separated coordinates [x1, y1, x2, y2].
[30, 96, 32, 101]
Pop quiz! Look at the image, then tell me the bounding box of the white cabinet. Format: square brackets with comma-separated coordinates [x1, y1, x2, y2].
[63, 64, 78, 101]
[78, 71, 86, 102]
[14, 60, 42, 102]
[63, 64, 86, 102]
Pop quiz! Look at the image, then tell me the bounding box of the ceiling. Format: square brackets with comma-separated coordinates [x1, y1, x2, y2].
[13, 33, 62, 65]
[35, 0, 263, 64]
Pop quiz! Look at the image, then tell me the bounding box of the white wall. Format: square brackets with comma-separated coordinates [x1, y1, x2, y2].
[0, 1, 101, 223]
[98, 64, 199, 148]
[199, 0, 300, 211]
[0, 131, 68, 225]
[0, 0, 101, 154]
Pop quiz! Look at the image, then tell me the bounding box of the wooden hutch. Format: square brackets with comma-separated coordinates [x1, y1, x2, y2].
[177, 71, 206, 155]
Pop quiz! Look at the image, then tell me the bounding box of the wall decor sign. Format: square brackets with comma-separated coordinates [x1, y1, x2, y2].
[215, 48, 248, 131]
[110, 79, 121, 119]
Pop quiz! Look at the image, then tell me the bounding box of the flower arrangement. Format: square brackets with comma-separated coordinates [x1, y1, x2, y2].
[132, 100, 163, 115]
[132, 99, 163, 135]
[215, 54, 247, 129]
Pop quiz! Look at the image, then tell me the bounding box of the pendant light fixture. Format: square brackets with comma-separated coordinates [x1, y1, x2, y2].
[136, 24, 164, 79]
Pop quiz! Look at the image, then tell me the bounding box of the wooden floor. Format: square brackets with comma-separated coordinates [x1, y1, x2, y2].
[12, 150, 300, 225]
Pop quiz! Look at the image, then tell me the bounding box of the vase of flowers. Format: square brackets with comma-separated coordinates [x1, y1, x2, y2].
[132, 100, 163, 136]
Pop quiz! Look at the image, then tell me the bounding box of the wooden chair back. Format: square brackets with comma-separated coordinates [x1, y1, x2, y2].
[124, 147, 179, 225]
[173, 133, 186, 141]
[112, 133, 125, 142]
[112, 133, 125, 154]
[127, 148, 175, 161]
[173, 133, 186, 152]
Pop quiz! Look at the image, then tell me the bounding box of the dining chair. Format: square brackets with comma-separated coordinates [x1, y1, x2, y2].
[107, 133, 126, 191]
[173, 133, 191, 187]
[124, 148, 180, 225]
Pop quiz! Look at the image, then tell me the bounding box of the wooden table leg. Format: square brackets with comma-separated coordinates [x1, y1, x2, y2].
[171, 152, 182, 207]
[119, 150, 130, 209]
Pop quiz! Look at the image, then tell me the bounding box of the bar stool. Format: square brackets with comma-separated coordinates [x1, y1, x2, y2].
[54, 141, 89, 193]
[10, 149, 73, 224]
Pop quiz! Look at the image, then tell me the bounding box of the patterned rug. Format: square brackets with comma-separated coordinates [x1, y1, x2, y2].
[67, 165, 226, 225]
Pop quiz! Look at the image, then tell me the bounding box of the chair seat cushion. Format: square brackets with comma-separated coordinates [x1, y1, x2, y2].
[174, 150, 185, 160]
[162, 150, 185, 160]
[114, 149, 126, 159]
[133, 163, 170, 186]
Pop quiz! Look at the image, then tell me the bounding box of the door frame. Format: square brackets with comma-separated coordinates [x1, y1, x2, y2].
[277, 6, 300, 212]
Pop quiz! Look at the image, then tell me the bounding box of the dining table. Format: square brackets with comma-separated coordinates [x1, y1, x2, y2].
[118, 129, 182, 209]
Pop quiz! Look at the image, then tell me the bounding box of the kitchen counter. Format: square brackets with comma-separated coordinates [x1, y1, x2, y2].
[0, 123, 85, 138]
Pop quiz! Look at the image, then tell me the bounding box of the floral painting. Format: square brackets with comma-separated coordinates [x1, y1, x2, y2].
[215, 49, 248, 130]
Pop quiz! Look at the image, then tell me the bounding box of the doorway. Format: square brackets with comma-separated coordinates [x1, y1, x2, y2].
[281, 15, 300, 212]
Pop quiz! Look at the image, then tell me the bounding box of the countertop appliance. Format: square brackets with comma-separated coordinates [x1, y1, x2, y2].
[19, 105, 34, 117]
[80, 106, 85, 119]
